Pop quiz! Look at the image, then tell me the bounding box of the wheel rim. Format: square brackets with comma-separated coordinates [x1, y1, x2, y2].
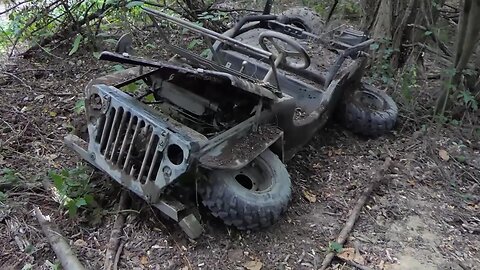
[354, 90, 385, 110]
[288, 19, 311, 33]
[229, 159, 274, 193]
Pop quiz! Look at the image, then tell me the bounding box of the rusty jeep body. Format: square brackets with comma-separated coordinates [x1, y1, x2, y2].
[65, 0, 397, 238]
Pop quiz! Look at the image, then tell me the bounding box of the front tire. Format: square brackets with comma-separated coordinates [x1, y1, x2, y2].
[279, 7, 324, 35]
[199, 150, 291, 230]
[339, 83, 398, 137]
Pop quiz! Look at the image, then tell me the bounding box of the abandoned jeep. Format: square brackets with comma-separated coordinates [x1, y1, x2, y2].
[65, 0, 398, 238]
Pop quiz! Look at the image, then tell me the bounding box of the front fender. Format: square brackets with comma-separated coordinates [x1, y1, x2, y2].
[198, 125, 284, 170]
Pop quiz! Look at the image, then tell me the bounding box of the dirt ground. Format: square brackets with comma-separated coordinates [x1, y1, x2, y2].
[1, 8, 480, 270]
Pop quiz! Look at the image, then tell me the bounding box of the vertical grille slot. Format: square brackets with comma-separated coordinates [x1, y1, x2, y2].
[100, 108, 116, 153]
[117, 116, 138, 168]
[123, 119, 145, 174]
[103, 107, 124, 156]
[138, 133, 159, 184]
[146, 140, 162, 183]
[95, 115, 106, 143]
[110, 111, 131, 162]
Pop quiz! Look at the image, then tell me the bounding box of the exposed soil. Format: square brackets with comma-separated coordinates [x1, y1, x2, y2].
[1, 7, 480, 270]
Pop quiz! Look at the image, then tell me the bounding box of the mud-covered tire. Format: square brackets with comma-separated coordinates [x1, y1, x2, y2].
[199, 150, 291, 230]
[279, 7, 324, 35]
[339, 84, 398, 137]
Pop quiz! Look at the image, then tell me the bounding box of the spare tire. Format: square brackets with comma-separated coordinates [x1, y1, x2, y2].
[279, 7, 324, 35]
[199, 150, 291, 230]
[339, 83, 398, 137]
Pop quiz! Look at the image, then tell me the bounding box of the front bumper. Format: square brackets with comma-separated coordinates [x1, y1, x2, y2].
[64, 133, 203, 239]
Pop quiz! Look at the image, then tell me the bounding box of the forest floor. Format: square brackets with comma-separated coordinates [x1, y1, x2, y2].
[1, 4, 480, 270]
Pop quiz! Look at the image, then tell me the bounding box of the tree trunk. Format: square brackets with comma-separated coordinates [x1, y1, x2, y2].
[362, 0, 444, 70]
[435, 0, 480, 114]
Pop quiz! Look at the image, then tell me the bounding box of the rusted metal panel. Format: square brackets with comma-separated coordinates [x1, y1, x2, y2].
[199, 125, 283, 170]
[99, 51, 279, 100]
[85, 84, 207, 203]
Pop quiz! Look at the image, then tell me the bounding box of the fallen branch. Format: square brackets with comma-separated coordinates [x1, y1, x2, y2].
[0, 72, 33, 91]
[34, 207, 86, 270]
[325, 0, 339, 26]
[406, 24, 452, 57]
[113, 240, 125, 270]
[337, 256, 373, 270]
[336, 256, 372, 270]
[319, 157, 392, 270]
[104, 190, 130, 270]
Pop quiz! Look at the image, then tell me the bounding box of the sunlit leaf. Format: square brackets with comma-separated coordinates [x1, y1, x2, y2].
[329, 241, 343, 253]
[370, 43, 379, 51]
[126, 1, 143, 9]
[74, 100, 85, 114]
[68, 34, 83, 56]
[112, 64, 125, 72]
[75, 197, 87, 208]
[187, 39, 203, 49]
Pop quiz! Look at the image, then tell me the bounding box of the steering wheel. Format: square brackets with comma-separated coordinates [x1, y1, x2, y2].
[259, 31, 311, 70]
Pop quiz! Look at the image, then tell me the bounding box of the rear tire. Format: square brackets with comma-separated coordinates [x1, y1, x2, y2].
[199, 150, 291, 230]
[339, 84, 398, 137]
[279, 7, 324, 35]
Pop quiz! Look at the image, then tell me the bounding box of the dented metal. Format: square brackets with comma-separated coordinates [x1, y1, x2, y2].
[85, 84, 204, 202]
[66, 4, 378, 239]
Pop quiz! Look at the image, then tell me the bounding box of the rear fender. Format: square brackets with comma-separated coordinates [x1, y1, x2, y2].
[199, 125, 284, 170]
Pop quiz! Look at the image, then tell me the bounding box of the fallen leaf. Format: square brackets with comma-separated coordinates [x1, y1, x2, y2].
[337, 247, 365, 265]
[381, 262, 395, 270]
[49, 111, 58, 117]
[140, 255, 148, 265]
[73, 239, 87, 247]
[455, 155, 467, 163]
[243, 260, 263, 270]
[439, 149, 450, 161]
[47, 154, 59, 160]
[302, 190, 317, 203]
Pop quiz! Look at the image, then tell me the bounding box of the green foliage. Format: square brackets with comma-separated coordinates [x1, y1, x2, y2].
[121, 79, 145, 93]
[304, 0, 329, 16]
[21, 263, 33, 270]
[1, 168, 19, 183]
[399, 65, 419, 102]
[197, 10, 228, 22]
[0, 191, 7, 202]
[368, 39, 395, 86]
[0, 0, 150, 53]
[74, 100, 85, 114]
[457, 90, 478, 111]
[187, 38, 203, 50]
[51, 262, 62, 270]
[301, 0, 360, 18]
[339, 0, 361, 18]
[328, 241, 343, 253]
[112, 64, 125, 72]
[68, 34, 83, 56]
[49, 167, 95, 217]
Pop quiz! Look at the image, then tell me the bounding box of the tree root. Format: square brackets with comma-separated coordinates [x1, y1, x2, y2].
[319, 157, 392, 270]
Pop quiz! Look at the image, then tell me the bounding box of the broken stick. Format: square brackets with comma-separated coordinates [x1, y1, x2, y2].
[34, 207, 86, 270]
[319, 157, 392, 270]
[104, 190, 130, 270]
